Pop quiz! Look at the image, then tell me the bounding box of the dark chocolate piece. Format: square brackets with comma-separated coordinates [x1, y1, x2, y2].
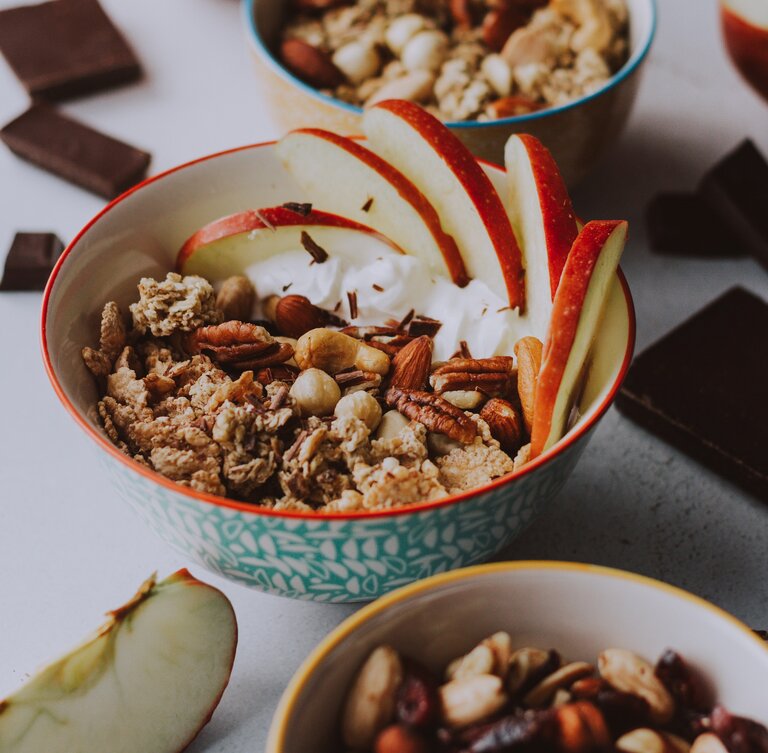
[1, 104, 150, 199]
[616, 287, 768, 500]
[646, 193, 747, 257]
[699, 139, 768, 271]
[0, 0, 141, 101]
[0, 232, 63, 291]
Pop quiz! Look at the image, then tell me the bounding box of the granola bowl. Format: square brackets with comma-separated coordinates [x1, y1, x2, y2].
[42, 141, 634, 603]
[267, 561, 768, 751]
[244, 0, 656, 184]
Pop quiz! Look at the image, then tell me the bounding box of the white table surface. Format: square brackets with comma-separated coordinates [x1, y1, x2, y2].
[1, 1, 767, 750]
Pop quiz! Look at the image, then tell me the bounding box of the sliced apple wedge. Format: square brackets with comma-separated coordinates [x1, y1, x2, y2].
[504, 133, 579, 339]
[530, 220, 628, 458]
[277, 128, 469, 287]
[0, 570, 237, 753]
[177, 206, 400, 279]
[363, 100, 526, 311]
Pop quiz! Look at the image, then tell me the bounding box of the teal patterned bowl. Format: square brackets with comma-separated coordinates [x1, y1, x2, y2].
[41, 142, 635, 603]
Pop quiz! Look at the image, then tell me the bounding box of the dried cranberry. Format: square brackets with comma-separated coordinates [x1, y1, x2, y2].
[711, 705, 768, 753]
[463, 709, 557, 753]
[594, 688, 650, 737]
[655, 650, 712, 713]
[396, 661, 440, 729]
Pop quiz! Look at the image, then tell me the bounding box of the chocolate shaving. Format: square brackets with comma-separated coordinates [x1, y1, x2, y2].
[254, 208, 275, 231]
[283, 430, 308, 463]
[269, 384, 290, 410]
[245, 393, 266, 413]
[372, 283, 385, 292]
[397, 308, 415, 332]
[451, 340, 473, 359]
[361, 197, 374, 212]
[407, 316, 442, 338]
[282, 282, 293, 292]
[347, 290, 358, 320]
[333, 300, 342, 312]
[335, 369, 366, 385]
[496, 305, 511, 313]
[282, 201, 312, 216]
[301, 231, 328, 263]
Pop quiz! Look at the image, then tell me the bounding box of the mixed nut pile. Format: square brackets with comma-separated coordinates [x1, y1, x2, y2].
[279, 0, 629, 121]
[82, 265, 542, 511]
[341, 636, 768, 753]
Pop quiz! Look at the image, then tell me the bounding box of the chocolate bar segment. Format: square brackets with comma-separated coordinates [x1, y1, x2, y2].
[0, 0, 141, 101]
[646, 193, 747, 257]
[698, 139, 768, 271]
[0, 232, 64, 291]
[1, 104, 150, 199]
[616, 287, 768, 500]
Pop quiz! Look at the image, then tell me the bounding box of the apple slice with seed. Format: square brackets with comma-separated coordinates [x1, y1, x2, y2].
[504, 133, 579, 339]
[363, 100, 526, 311]
[530, 220, 628, 458]
[0, 570, 237, 753]
[177, 206, 400, 279]
[277, 128, 469, 287]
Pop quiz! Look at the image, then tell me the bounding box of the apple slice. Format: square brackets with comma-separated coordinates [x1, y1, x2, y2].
[504, 133, 579, 339]
[0, 570, 237, 753]
[277, 128, 469, 287]
[177, 206, 400, 279]
[363, 100, 526, 311]
[530, 220, 628, 458]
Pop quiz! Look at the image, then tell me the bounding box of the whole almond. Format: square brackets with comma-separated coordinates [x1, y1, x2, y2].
[280, 38, 344, 89]
[449, 0, 475, 28]
[482, 7, 527, 51]
[375, 724, 428, 753]
[390, 335, 433, 390]
[275, 295, 332, 339]
[481, 398, 524, 453]
[216, 275, 255, 322]
[514, 336, 543, 435]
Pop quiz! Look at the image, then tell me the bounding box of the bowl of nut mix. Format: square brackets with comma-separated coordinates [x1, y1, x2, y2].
[245, 0, 656, 183]
[43, 104, 633, 601]
[266, 561, 768, 751]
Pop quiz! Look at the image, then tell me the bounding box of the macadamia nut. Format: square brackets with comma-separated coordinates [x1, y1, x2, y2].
[289, 368, 341, 416]
[335, 391, 382, 431]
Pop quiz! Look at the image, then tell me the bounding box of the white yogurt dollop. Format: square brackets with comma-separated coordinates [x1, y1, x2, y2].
[246, 242, 527, 362]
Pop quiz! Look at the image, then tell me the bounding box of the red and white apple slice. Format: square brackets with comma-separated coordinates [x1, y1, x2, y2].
[177, 205, 400, 279]
[504, 133, 579, 339]
[363, 100, 526, 311]
[530, 220, 628, 458]
[0, 570, 237, 753]
[277, 128, 469, 287]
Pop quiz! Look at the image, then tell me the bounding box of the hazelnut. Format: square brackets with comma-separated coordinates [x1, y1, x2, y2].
[335, 391, 382, 431]
[289, 368, 341, 416]
[385, 14, 427, 56]
[332, 41, 381, 85]
[401, 30, 449, 73]
[375, 410, 410, 440]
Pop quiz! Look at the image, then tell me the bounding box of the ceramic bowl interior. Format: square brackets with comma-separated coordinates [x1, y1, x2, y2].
[246, 0, 656, 128]
[268, 562, 768, 752]
[43, 142, 632, 491]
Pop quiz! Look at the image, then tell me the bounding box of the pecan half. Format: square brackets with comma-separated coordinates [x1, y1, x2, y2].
[386, 387, 477, 444]
[430, 356, 515, 396]
[187, 321, 294, 370]
[480, 398, 524, 452]
[390, 336, 433, 390]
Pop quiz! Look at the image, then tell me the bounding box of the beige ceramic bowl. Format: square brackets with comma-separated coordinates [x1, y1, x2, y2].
[244, 0, 656, 184]
[267, 561, 768, 752]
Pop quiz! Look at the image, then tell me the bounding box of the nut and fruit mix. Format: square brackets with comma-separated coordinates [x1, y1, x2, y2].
[279, 0, 629, 121]
[341, 636, 768, 752]
[82, 269, 538, 512]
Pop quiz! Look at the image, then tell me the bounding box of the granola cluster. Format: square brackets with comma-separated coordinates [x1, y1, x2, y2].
[279, 0, 629, 122]
[83, 272, 539, 512]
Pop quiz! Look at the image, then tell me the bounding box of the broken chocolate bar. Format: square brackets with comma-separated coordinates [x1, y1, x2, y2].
[646, 193, 747, 257]
[0, 232, 64, 291]
[699, 139, 768, 271]
[616, 287, 768, 500]
[1, 104, 150, 199]
[0, 0, 141, 101]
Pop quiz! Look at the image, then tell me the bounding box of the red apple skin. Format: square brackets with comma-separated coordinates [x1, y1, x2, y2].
[176, 207, 395, 270]
[530, 220, 627, 458]
[287, 128, 469, 287]
[515, 134, 578, 298]
[372, 100, 526, 310]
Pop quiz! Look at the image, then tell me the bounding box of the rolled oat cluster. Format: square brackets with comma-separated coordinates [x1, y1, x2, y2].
[279, 0, 629, 121]
[341, 637, 768, 753]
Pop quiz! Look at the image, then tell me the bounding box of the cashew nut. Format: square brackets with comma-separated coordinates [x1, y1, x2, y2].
[295, 328, 390, 375]
[385, 14, 427, 55]
[401, 29, 449, 72]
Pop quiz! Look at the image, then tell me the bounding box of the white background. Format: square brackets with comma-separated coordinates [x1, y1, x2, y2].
[1, 1, 767, 750]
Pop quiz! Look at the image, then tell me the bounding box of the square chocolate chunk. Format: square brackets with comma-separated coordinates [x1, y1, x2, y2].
[616, 287, 768, 500]
[0, 0, 141, 101]
[1, 103, 151, 199]
[0, 232, 64, 291]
